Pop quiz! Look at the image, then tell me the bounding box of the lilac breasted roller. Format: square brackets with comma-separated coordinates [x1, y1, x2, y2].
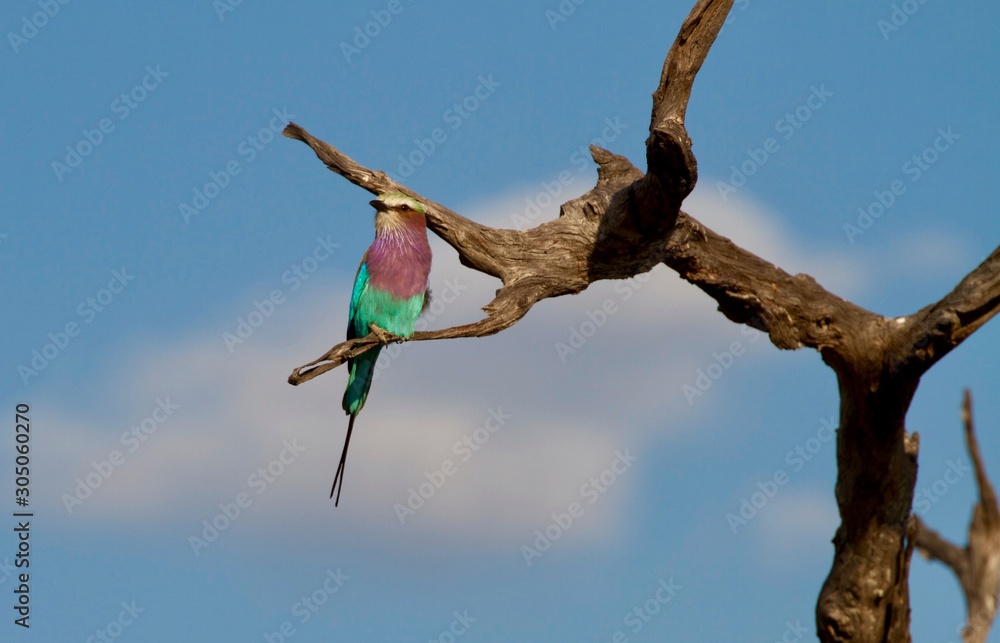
[330, 192, 432, 505]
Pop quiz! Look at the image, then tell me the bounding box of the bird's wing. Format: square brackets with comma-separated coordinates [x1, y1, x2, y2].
[347, 253, 370, 341]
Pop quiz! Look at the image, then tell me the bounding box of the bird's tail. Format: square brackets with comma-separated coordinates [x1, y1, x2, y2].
[333, 348, 380, 506]
[330, 412, 356, 506]
[342, 347, 381, 415]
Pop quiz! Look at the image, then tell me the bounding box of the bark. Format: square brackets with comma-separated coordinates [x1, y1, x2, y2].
[283, 1, 1000, 639]
[914, 391, 1000, 643]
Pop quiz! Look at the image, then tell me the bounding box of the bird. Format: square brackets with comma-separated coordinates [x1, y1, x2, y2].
[330, 191, 432, 506]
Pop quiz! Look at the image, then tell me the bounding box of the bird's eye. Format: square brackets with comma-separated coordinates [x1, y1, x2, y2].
[400, 204, 410, 211]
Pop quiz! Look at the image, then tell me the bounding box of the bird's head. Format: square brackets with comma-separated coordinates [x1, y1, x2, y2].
[370, 192, 427, 234]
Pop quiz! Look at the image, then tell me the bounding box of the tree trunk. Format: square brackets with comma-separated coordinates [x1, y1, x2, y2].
[282, 1, 1000, 639]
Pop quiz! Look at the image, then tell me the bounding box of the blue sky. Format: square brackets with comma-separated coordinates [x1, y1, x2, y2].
[2, 1, 999, 641]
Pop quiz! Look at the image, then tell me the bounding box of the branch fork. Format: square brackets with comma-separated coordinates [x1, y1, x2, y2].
[284, 1, 1000, 640]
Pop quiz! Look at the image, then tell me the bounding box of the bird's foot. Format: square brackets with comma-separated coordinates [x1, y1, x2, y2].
[368, 323, 399, 345]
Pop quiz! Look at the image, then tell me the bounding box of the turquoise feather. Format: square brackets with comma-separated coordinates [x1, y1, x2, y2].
[330, 192, 432, 506]
[341, 260, 426, 415]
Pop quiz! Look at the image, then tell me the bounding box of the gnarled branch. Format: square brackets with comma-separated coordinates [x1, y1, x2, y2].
[284, 0, 747, 383]
[284, 2, 999, 640]
[894, 248, 1000, 377]
[914, 391, 1000, 643]
[282, 122, 508, 281]
[288, 279, 545, 385]
[657, 211, 877, 354]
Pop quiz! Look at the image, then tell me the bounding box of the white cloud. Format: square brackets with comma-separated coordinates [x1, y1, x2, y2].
[463, 180, 870, 322]
[32, 183, 867, 556]
[35, 283, 636, 553]
[683, 187, 868, 298]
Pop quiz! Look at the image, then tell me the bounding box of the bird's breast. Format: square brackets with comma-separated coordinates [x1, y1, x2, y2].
[365, 233, 431, 299]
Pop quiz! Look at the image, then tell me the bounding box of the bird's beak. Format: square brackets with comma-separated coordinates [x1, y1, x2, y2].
[369, 199, 389, 212]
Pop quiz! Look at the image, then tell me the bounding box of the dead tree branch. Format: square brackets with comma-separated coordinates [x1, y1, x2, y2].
[284, 0, 1000, 639]
[914, 391, 1000, 643]
[893, 250, 1000, 377]
[288, 280, 542, 385]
